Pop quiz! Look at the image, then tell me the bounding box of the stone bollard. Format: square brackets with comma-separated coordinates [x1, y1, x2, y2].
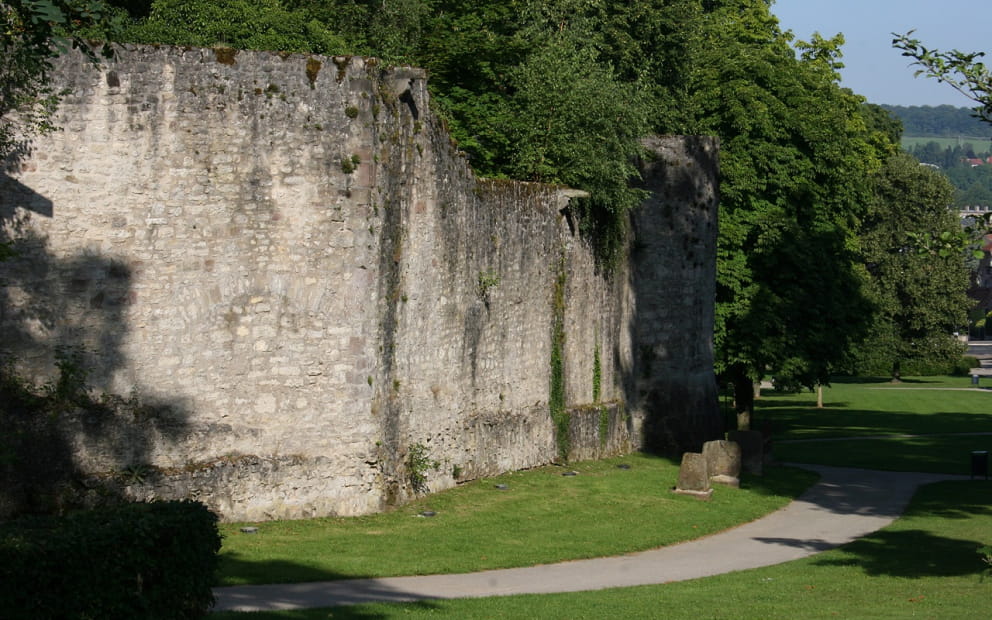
[673, 452, 713, 499]
[703, 439, 741, 488]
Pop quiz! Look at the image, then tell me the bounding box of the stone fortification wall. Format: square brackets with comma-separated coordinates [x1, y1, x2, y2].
[0, 45, 719, 521]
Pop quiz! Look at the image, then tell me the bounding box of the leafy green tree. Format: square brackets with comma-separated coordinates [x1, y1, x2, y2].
[499, 1, 650, 261]
[691, 1, 880, 427]
[854, 151, 971, 379]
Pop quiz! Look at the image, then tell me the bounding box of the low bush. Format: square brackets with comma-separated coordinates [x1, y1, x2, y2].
[0, 500, 221, 619]
[952, 355, 981, 376]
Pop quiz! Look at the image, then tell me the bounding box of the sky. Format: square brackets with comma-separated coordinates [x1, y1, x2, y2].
[771, 0, 991, 108]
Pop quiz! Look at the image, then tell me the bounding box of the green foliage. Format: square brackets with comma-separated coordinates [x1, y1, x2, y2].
[893, 32, 992, 125]
[0, 500, 221, 619]
[883, 104, 992, 138]
[592, 340, 601, 403]
[476, 270, 500, 299]
[855, 151, 971, 379]
[340, 153, 360, 174]
[549, 261, 568, 460]
[597, 406, 608, 448]
[407, 442, 439, 493]
[699, 1, 879, 405]
[1, 0, 119, 160]
[121, 0, 349, 54]
[979, 545, 992, 579]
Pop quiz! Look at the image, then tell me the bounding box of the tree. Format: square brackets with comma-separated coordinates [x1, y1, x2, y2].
[892, 32, 992, 126]
[121, 0, 349, 55]
[691, 1, 879, 427]
[855, 151, 971, 379]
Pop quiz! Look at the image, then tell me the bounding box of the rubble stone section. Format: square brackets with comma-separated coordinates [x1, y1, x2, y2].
[0, 45, 719, 521]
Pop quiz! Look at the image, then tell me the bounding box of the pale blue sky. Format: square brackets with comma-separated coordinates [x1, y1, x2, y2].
[771, 0, 990, 107]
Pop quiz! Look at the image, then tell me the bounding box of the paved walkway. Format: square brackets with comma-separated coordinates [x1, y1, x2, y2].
[213, 465, 973, 613]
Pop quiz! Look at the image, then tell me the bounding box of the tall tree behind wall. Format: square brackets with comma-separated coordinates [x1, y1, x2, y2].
[690, 0, 879, 427]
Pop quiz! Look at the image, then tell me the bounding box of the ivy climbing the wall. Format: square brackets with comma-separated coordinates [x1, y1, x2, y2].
[549, 255, 568, 461]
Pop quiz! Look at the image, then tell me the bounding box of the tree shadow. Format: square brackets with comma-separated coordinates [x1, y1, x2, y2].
[812, 529, 987, 578]
[214, 556, 441, 617]
[1, 169, 191, 518]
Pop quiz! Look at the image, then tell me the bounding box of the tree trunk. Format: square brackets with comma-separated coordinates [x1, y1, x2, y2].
[816, 384, 824, 408]
[753, 381, 762, 400]
[733, 372, 754, 431]
[891, 359, 902, 384]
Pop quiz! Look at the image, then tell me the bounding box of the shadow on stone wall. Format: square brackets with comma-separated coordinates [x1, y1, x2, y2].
[0, 169, 191, 518]
[625, 136, 724, 455]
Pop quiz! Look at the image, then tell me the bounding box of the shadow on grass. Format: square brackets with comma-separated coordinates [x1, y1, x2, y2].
[217, 554, 372, 587]
[812, 529, 987, 578]
[213, 558, 440, 618]
[763, 407, 992, 439]
[773, 434, 992, 475]
[829, 376, 942, 385]
[738, 466, 819, 499]
[212, 601, 440, 620]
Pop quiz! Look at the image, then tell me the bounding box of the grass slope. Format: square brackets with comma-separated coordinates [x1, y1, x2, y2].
[213, 480, 992, 619]
[217, 454, 815, 586]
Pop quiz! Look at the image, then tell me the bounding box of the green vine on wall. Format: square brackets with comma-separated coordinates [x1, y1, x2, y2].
[592, 337, 602, 403]
[550, 256, 569, 461]
[598, 406, 609, 448]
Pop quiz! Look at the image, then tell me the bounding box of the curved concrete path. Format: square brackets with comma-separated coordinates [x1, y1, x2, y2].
[213, 465, 974, 612]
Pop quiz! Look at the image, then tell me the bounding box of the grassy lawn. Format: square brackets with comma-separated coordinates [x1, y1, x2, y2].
[213, 480, 992, 619]
[761, 377, 992, 473]
[211, 375, 992, 618]
[218, 454, 815, 586]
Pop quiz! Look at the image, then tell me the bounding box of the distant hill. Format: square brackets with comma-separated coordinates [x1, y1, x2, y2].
[882, 104, 992, 139]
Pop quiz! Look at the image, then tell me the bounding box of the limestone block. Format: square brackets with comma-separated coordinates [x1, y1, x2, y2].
[675, 452, 711, 495]
[703, 439, 741, 487]
[728, 430, 764, 476]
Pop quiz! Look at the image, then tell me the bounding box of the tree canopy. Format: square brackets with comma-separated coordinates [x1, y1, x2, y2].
[853, 151, 971, 378]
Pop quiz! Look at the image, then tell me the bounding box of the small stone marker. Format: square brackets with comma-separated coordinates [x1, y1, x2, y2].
[494, 484, 509, 490]
[240, 527, 259, 534]
[674, 452, 712, 499]
[562, 471, 578, 477]
[419, 510, 437, 518]
[703, 440, 741, 488]
[616, 464, 631, 470]
[728, 430, 764, 476]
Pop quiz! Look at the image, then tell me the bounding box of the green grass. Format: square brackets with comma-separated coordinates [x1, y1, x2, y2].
[763, 377, 992, 473]
[217, 454, 816, 586]
[213, 480, 992, 619]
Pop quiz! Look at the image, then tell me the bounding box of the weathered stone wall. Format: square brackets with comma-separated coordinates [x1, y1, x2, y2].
[0, 45, 719, 521]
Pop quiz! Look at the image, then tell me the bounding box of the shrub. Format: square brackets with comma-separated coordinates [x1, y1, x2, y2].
[0, 500, 221, 619]
[952, 356, 981, 376]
